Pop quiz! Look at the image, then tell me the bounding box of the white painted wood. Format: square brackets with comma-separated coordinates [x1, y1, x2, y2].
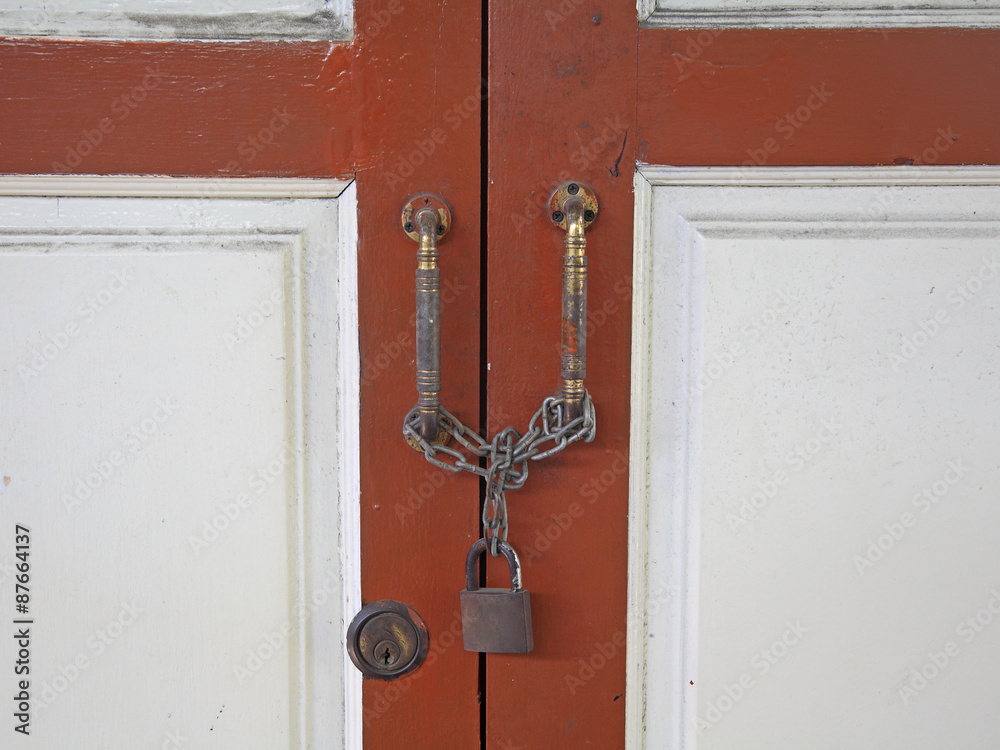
[635, 166, 1000, 187]
[0, 0, 352, 40]
[0, 178, 359, 748]
[0, 177, 350, 199]
[630, 166, 1000, 749]
[337, 183, 364, 750]
[626, 171, 654, 750]
[640, 0, 1000, 28]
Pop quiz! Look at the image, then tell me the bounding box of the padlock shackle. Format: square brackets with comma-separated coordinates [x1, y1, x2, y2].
[465, 538, 523, 592]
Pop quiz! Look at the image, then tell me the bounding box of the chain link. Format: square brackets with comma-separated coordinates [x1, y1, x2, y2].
[402, 393, 597, 556]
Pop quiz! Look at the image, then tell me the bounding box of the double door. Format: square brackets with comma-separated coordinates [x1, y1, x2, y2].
[2, 2, 1000, 748]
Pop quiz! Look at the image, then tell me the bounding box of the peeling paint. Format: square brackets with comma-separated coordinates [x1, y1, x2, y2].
[0, 4, 352, 41]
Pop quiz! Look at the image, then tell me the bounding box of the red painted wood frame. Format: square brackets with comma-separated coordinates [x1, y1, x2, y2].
[4, 1, 1000, 747]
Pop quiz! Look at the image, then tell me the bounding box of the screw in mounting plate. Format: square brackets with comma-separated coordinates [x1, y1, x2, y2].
[548, 181, 598, 230]
[402, 194, 451, 242]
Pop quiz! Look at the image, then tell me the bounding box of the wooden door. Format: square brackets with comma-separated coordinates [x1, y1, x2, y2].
[5, 2, 1000, 748]
[487, 3, 1000, 750]
[0, 2, 482, 748]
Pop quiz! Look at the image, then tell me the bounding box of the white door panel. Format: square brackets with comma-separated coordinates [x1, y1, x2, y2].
[0, 179, 360, 748]
[0, 0, 353, 40]
[629, 167, 1000, 749]
[640, 0, 1000, 28]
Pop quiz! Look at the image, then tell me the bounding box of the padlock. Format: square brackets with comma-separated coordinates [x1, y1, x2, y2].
[460, 538, 534, 653]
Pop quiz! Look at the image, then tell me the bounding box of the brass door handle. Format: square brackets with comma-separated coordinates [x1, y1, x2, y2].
[401, 194, 451, 444]
[549, 181, 598, 421]
[400, 182, 597, 562]
[402, 183, 598, 438]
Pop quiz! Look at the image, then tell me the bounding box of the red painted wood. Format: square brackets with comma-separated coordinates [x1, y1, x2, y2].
[0, 3, 483, 748]
[638, 29, 1000, 166]
[487, 4, 636, 749]
[354, 3, 482, 748]
[0, 40, 353, 176]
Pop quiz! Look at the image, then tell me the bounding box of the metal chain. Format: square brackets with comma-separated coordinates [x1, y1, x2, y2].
[402, 393, 597, 556]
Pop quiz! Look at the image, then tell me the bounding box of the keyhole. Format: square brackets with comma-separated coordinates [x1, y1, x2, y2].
[372, 639, 400, 668]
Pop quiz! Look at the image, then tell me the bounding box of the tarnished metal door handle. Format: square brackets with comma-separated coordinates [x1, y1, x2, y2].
[401, 194, 451, 444]
[401, 182, 597, 561]
[549, 181, 598, 422]
[403, 183, 598, 436]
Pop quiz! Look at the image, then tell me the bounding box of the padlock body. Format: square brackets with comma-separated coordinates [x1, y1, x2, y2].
[460, 588, 533, 653]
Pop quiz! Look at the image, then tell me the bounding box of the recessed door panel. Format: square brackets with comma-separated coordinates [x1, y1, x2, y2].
[0, 183, 358, 748]
[630, 167, 1000, 749]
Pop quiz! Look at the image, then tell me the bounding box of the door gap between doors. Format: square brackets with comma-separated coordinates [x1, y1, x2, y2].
[477, 0, 489, 747]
